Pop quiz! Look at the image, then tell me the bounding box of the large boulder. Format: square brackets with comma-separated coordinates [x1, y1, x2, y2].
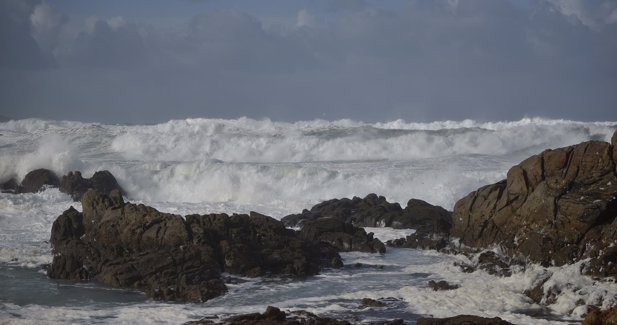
[298, 217, 386, 253]
[451, 131, 617, 276]
[20, 168, 60, 193]
[48, 190, 342, 302]
[59, 170, 125, 201]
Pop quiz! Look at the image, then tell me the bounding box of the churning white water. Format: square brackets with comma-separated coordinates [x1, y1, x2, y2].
[0, 117, 616, 324]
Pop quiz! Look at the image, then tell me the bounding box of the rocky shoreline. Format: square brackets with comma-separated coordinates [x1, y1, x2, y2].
[37, 129, 617, 323]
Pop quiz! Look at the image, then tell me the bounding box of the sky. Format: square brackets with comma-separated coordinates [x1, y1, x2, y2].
[1, 0, 616, 124]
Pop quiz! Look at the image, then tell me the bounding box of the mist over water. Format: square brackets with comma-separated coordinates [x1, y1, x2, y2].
[1, 117, 616, 324]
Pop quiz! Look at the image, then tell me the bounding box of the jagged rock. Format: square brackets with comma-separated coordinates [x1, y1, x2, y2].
[48, 190, 342, 302]
[523, 271, 559, 305]
[582, 305, 617, 325]
[387, 232, 449, 251]
[59, 170, 125, 201]
[20, 168, 59, 193]
[282, 194, 451, 231]
[427, 280, 459, 291]
[416, 315, 513, 325]
[451, 131, 617, 277]
[298, 217, 386, 253]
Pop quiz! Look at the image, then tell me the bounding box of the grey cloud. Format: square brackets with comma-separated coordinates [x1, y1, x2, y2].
[0, 0, 54, 69]
[1, 0, 616, 122]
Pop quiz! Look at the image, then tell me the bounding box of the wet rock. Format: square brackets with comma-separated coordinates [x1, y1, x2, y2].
[298, 217, 386, 253]
[451, 130, 617, 277]
[582, 305, 617, 325]
[523, 271, 559, 305]
[360, 298, 386, 308]
[416, 315, 513, 325]
[282, 194, 450, 231]
[187, 306, 404, 325]
[427, 280, 459, 291]
[59, 170, 125, 201]
[387, 232, 449, 251]
[49, 190, 342, 302]
[20, 168, 59, 193]
[476, 251, 516, 277]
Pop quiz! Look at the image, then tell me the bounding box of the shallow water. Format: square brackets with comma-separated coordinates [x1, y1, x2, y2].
[1, 117, 616, 324]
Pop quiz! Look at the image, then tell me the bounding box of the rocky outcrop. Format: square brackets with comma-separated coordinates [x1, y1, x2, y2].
[48, 190, 342, 302]
[282, 194, 451, 231]
[1, 169, 124, 200]
[59, 170, 125, 201]
[298, 218, 386, 253]
[416, 315, 513, 325]
[451, 131, 617, 277]
[186, 306, 404, 325]
[19, 168, 60, 193]
[282, 194, 451, 252]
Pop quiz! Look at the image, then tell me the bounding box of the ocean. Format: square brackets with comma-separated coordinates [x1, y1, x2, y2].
[1, 117, 616, 324]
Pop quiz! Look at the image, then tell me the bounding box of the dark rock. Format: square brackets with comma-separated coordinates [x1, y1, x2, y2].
[59, 170, 125, 201]
[416, 315, 513, 325]
[20, 168, 59, 193]
[476, 251, 515, 277]
[282, 194, 451, 232]
[582, 305, 617, 325]
[186, 306, 404, 325]
[427, 280, 459, 291]
[387, 232, 449, 251]
[0, 178, 19, 193]
[404, 199, 452, 234]
[523, 271, 560, 305]
[451, 131, 617, 277]
[49, 190, 342, 302]
[360, 298, 386, 308]
[298, 217, 386, 253]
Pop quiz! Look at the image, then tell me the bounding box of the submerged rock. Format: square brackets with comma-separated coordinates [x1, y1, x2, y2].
[298, 217, 386, 253]
[48, 190, 342, 302]
[20, 168, 60, 193]
[451, 130, 617, 277]
[416, 315, 513, 325]
[427, 280, 459, 291]
[59, 170, 125, 201]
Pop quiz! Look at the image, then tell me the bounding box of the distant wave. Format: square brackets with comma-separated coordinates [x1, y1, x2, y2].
[0, 117, 615, 212]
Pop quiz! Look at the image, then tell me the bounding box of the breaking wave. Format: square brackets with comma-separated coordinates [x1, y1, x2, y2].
[0, 117, 615, 213]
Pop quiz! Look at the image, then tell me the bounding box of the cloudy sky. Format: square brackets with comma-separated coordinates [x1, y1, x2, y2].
[1, 0, 616, 123]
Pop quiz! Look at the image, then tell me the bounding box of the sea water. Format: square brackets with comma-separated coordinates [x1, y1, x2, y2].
[0, 117, 616, 324]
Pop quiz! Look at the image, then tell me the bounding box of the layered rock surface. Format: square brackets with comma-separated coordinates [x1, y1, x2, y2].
[48, 190, 342, 302]
[452, 131, 617, 276]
